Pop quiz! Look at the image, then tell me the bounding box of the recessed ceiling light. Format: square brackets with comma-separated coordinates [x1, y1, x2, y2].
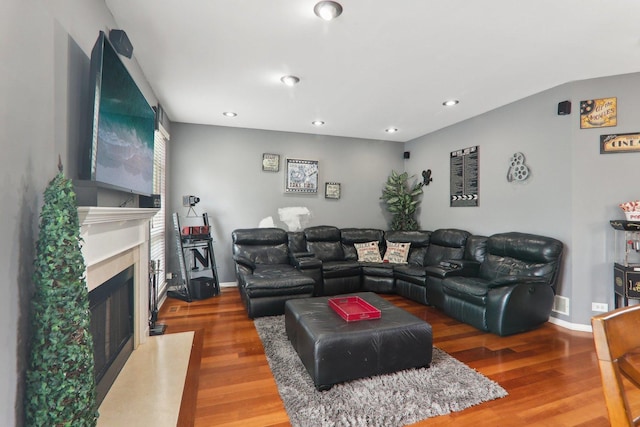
[313, 1, 343, 21]
[385, 128, 398, 133]
[312, 120, 325, 126]
[280, 75, 300, 86]
[442, 99, 459, 107]
[222, 111, 237, 117]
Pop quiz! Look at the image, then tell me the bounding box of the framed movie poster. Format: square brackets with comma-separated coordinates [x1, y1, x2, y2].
[450, 145, 479, 207]
[262, 153, 280, 172]
[285, 159, 318, 193]
[325, 182, 341, 199]
[580, 97, 617, 129]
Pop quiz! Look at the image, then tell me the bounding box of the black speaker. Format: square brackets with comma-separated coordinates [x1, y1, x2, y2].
[109, 29, 133, 58]
[140, 194, 161, 208]
[403, 151, 410, 159]
[189, 277, 219, 300]
[557, 100, 571, 115]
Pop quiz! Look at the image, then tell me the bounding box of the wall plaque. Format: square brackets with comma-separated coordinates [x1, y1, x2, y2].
[262, 153, 280, 171]
[580, 97, 617, 129]
[600, 133, 640, 154]
[262, 153, 280, 172]
[325, 182, 341, 199]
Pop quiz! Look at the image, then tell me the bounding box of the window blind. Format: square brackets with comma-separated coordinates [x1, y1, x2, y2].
[150, 128, 167, 295]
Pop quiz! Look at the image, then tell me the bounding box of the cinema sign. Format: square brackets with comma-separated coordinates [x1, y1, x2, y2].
[600, 133, 640, 154]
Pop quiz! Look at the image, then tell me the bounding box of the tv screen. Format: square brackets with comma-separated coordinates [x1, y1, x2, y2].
[84, 31, 155, 196]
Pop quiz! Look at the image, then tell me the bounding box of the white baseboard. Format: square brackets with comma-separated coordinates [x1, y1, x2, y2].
[220, 281, 237, 288]
[548, 316, 592, 333]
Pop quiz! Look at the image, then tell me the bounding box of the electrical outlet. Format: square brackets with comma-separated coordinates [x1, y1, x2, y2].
[592, 302, 609, 312]
[166, 272, 174, 280]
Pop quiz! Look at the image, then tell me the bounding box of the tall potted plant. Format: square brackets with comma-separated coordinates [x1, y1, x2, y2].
[380, 170, 424, 231]
[24, 162, 98, 426]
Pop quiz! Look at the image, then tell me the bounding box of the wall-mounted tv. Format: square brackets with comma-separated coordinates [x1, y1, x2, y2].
[81, 31, 155, 196]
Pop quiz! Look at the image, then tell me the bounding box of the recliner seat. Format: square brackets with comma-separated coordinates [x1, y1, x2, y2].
[232, 228, 318, 318]
[304, 225, 362, 296]
[438, 232, 563, 336]
[394, 229, 469, 305]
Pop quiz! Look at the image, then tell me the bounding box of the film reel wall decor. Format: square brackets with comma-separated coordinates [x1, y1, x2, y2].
[507, 152, 531, 182]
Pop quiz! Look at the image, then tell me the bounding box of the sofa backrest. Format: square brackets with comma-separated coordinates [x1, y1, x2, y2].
[424, 229, 470, 266]
[340, 228, 385, 261]
[479, 232, 564, 287]
[232, 228, 290, 265]
[465, 235, 488, 263]
[287, 231, 307, 254]
[304, 225, 345, 262]
[384, 230, 431, 266]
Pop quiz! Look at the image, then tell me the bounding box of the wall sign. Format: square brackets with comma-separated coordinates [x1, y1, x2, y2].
[262, 153, 280, 171]
[450, 145, 479, 207]
[285, 159, 318, 193]
[580, 97, 617, 129]
[600, 133, 640, 154]
[325, 182, 341, 199]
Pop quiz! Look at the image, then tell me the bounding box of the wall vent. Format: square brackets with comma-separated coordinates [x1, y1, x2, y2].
[552, 295, 570, 316]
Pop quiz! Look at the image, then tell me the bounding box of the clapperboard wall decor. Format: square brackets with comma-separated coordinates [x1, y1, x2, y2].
[450, 145, 479, 207]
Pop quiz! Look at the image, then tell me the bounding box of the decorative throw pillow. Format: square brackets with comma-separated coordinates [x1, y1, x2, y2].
[383, 241, 411, 264]
[354, 241, 383, 263]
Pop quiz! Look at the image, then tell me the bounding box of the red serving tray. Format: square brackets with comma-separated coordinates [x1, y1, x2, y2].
[328, 296, 381, 322]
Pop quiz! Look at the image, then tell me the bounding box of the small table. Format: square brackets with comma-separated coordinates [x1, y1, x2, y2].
[284, 292, 433, 390]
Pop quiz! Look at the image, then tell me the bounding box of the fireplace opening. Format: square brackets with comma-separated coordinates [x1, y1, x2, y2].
[89, 265, 134, 405]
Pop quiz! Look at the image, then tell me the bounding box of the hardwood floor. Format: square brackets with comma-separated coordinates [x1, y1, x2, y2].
[158, 287, 626, 426]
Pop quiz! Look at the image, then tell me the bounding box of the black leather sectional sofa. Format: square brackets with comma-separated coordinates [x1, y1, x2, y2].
[231, 225, 563, 336]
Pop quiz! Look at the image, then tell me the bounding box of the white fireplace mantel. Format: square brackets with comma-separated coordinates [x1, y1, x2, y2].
[78, 206, 159, 348]
[78, 207, 159, 268]
[78, 206, 160, 225]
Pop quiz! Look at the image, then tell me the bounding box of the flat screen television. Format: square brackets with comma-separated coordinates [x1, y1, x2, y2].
[81, 31, 155, 196]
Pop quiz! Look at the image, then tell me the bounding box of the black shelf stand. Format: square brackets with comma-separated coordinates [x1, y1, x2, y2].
[168, 212, 220, 302]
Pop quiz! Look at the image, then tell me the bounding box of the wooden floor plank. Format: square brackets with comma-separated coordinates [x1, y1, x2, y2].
[160, 287, 616, 427]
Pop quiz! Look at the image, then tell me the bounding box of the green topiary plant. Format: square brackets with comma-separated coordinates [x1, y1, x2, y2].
[24, 162, 98, 426]
[380, 170, 424, 231]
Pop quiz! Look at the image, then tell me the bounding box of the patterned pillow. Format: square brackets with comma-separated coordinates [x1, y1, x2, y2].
[354, 241, 383, 263]
[383, 241, 411, 264]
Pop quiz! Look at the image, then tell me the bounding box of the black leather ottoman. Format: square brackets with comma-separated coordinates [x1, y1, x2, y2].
[284, 292, 433, 390]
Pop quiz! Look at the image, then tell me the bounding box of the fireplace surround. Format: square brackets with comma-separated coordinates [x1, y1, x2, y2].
[78, 206, 159, 398]
[89, 265, 134, 404]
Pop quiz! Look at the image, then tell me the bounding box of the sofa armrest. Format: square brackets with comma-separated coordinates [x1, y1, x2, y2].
[486, 276, 547, 288]
[486, 279, 555, 336]
[292, 251, 316, 258]
[425, 260, 480, 278]
[290, 251, 319, 267]
[233, 255, 256, 271]
[289, 253, 322, 295]
[292, 256, 322, 270]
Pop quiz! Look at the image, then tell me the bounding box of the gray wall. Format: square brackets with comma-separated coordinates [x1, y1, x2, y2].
[171, 72, 640, 328]
[405, 85, 573, 321]
[168, 124, 405, 283]
[2, 4, 56, 425]
[1, 1, 158, 424]
[406, 73, 640, 327]
[569, 73, 640, 325]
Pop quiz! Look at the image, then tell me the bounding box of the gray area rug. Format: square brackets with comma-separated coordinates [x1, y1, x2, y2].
[254, 315, 508, 427]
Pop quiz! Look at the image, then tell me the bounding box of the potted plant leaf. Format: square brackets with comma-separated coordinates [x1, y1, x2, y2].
[24, 162, 98, 426]
[380, 170, 424, 231]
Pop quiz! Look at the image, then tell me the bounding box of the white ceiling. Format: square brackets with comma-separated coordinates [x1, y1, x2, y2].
[105, 0, 640, 142]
